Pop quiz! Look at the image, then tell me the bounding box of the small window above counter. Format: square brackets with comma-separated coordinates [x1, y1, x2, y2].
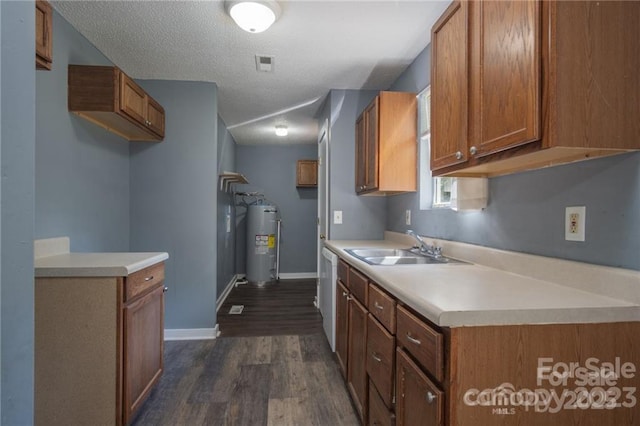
[68, 65, 165, 142]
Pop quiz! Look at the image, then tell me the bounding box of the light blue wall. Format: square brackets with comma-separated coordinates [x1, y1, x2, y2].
[217, 117, 237, 298]
[236, 144, 318, 274]
[130, 80, 218, 329]
[386, 44, 640, 270]
[35, 9, 130, 252]
[1, 1, 35, 423]
[320, 89, 387, 240]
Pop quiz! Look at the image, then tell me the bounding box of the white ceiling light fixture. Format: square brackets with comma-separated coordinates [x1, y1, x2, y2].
[225, 1, 281, 34]
[275, 125, 288, 137]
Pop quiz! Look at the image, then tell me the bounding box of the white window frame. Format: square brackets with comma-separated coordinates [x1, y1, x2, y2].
[417, 86, 452, 210]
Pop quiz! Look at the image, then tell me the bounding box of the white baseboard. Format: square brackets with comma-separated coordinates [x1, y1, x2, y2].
[164, 325, 218, 341]
[217, 274, 243, 312]
[278, 272, 317, 280]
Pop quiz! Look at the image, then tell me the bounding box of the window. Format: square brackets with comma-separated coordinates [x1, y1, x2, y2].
[417, 86, 452, 209]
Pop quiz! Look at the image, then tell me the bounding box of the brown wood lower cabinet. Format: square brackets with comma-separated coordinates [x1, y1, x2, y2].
[336, 279, 350, 379]
[35, 262, 165, 426]
[396, 348, 444, 426]
[123, 284, 165, 425]
[347, 295, 369, 423]
[335, 255, 640, 426]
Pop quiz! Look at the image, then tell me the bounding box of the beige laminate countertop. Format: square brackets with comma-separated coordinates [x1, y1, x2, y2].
[325, 239, 640, 327]
[35, 252, 169, 277]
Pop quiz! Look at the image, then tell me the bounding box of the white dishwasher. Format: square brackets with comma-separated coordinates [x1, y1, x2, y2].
[320, 247, 338, 351]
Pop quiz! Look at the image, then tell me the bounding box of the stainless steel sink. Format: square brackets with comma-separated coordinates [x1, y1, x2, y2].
[344, 248, 468, 266]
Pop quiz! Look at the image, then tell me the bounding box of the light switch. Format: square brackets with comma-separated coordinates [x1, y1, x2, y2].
[334, 210, 343, 225]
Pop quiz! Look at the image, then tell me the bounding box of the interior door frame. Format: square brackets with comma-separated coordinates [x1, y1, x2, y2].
[317, 119, 330, 287]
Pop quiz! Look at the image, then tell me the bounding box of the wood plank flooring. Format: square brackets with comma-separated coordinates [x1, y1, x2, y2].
[132, 279, 358, 426]
[217, 279, 323, 337]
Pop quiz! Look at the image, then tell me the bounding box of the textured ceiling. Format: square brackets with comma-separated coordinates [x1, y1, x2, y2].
[53, 0, 450, 145]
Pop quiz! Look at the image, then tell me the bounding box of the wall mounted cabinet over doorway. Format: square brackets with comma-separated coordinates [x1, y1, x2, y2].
[68, 65, 165, 142]
[35, 0, 53, 70]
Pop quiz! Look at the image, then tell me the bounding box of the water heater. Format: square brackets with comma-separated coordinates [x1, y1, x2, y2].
[246, 204, 280, 285]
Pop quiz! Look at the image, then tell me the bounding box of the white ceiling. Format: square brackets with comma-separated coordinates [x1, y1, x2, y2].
[53, 0, 450, 145]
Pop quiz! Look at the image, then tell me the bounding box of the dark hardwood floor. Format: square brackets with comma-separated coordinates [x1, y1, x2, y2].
[217, 279, 323, 337]
[132, 279, 358, 426]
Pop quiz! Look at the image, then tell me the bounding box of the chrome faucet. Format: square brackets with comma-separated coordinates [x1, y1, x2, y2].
[406, 230, 442, 258]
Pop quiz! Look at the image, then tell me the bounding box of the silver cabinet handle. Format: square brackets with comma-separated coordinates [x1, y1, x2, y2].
[470, 146, 478, 155]
[426, 391, 437, 404]
[374, 302, 384, 311]
[406, 333, 421, 345]
[144, 275, 154, 282]
[342, 291, 348, 297]
[346, 295, 352, 301]
[163, 286, 168, 293]
[372, 353, 382, 363]
[455, 151, 463, 160]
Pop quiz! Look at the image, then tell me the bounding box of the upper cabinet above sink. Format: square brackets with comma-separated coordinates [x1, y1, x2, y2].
[68, 65, 165, 142]
[431, 0, 640, 177]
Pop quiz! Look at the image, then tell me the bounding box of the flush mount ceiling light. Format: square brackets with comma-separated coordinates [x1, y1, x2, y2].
[225, 1, 281, 33]
[275, 125, 288, 137]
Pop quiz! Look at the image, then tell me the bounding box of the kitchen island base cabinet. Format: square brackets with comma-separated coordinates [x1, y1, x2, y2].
[35, 262, 165, 426]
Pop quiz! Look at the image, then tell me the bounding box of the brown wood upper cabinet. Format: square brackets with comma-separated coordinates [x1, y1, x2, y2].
[431, 0, 640, 177]
[35, 0, 53, 70]
[296, 159, 318, 187]
[68, 65, 165, 142]
[355, 91, 417, 195]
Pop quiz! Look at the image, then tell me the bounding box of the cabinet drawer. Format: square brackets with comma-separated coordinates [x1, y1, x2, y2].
[396, 305, 443, 382]
[349, 268, 368, 305]
[338, 259, 349, 287]
[125, 262, 165, 302]
[396, 348, 444, 426]
[368, 283, 396, 334]
[368, 380, 395, 426]
[366, 314, 395, 408]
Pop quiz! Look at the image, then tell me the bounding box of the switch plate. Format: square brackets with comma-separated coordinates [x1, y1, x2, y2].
[405, 210, 411, 225]
[334, 210, 343, 225]
[565, 206, 586, 241]
[226, 214, 231, 233]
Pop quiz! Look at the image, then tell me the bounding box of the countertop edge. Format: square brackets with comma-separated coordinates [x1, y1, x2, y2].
[35, 252, 169, 278]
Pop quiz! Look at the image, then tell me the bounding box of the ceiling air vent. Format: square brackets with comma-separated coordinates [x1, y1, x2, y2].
[255, 55, 275, 72]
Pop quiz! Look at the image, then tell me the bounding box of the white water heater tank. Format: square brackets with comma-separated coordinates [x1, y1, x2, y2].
[246, 204, 279, 285]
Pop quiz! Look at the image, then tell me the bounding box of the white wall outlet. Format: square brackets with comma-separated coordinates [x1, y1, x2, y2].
[405, 210, 411, 225]
[565, 206, 586, 242]
[334, 210, 343, 225]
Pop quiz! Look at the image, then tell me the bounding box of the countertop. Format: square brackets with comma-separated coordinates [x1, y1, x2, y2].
[325, 239, 640, 327]
[35, 252, 169, 277]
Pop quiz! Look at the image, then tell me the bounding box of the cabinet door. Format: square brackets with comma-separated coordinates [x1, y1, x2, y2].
[431, 0, 469, 171]
[366, 314, 395, 408]
[296, 160, 318, 187]
[355, 114, 367, 193]
[364, 97, 379, 191]
[35, 0, 53, 70]
[147, 97, 165, 138]
[119, 72, 148, 126]
[470, 0, 541, 157]
[347, 296, 368, 423]
[123, 285, 164, 425]
[336, 280, 350, 378]
[396, 348, 444, 426]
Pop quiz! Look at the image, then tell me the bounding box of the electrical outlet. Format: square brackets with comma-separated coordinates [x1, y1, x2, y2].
[405, 210, 411, 225]
[565, 206, 586, 242]
[334, 210, 343, 225]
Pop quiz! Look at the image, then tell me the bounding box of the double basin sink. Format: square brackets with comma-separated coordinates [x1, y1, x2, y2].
[345, 248, 468, 266]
